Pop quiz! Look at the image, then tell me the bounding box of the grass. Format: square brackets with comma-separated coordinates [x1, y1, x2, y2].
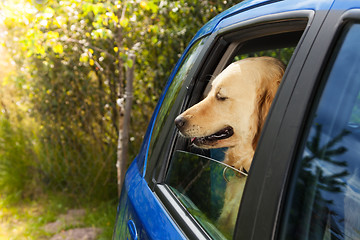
[83, 200, 118, 240]
[0, 110, 120, 240]
[0, 192, 118, 240]
[0, 100, 119, 240]
[0, 115, 119, 239]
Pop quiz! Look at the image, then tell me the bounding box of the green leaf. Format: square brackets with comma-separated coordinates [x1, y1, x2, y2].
[151, 36, 157, 44]
[120, 18, 129, 28]
[126, 59, 133, 68]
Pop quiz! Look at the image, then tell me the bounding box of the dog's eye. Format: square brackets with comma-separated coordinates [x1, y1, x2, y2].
[216, 92, 228, 101]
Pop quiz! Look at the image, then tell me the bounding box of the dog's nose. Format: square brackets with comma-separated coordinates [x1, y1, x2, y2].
[174, 116, 186, 130]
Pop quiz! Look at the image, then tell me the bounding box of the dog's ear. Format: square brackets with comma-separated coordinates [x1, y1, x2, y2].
[251, 58, 285, 150]
[252, 78, 282, 151]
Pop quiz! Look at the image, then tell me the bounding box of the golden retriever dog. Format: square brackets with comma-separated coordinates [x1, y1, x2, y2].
[175, 56, 285, 172]
[174, 56, 285, 232]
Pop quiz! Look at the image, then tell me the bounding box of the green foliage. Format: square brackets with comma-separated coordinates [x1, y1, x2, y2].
[0, 117, 39, 201]
[235, 47, 296, 66]
[0, 0, 239, 200]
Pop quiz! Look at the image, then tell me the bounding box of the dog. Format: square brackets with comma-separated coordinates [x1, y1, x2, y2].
[174, 56, 285, 232]
[175, 56, 285, 172]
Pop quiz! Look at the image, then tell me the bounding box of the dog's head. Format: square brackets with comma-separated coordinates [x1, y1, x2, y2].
[175, 56, 285, 151]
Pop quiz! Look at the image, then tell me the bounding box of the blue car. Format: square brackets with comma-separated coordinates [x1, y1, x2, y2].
[113, 0, 360, 239]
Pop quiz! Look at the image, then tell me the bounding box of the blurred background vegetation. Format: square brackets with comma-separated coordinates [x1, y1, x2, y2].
[0, 0, 238, 238]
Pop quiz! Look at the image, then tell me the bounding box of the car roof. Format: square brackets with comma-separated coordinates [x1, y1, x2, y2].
[190, 0, 339, 45]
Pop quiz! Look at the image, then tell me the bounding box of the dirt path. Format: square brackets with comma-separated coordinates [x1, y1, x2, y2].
[49, 228, 101, 240]
[43, 209, 102, 240]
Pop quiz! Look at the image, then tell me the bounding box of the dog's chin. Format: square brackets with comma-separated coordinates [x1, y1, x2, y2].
[191, 126, 234, 149]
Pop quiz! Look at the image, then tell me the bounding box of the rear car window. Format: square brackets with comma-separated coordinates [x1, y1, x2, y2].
[280, 23, 360, 240]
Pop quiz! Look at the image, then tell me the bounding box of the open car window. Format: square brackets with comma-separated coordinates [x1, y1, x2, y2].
[163, 20, 308, 238]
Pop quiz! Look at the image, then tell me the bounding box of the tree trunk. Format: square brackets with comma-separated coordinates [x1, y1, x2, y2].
[116, 53, 135, 197]
[116, 110, 124, 197]
[115, 0, 127, 197]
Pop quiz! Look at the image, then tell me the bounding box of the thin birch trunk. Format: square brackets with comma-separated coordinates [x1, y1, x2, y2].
[117, 53, 135, 196]
[116, 2, 127, 197]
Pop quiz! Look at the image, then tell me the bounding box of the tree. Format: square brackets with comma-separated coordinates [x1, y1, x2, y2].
[1, 0, 239, 199]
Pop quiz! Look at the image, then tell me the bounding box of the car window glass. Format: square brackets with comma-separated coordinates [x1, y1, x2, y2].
[280, 23, 360, 240]
[146, 37, 208, 164]
[166, 29, 304, 238]
[166, 150, 247, 239]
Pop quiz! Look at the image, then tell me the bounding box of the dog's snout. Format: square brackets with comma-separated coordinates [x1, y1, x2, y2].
[175, 116, 186, 130]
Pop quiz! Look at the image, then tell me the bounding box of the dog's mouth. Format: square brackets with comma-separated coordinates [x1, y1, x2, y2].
[191, 126, 234, 146]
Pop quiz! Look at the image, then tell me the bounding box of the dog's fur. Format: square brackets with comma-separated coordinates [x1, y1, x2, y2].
[175, 56, 285, 172]
[175, 57, 285, 233]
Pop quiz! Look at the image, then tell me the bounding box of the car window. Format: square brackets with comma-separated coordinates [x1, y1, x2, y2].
[166, 150, 247, 239]
[165, 25, 306, 238]
[145, 37, 208, 171]
[280, 23, 360, 240]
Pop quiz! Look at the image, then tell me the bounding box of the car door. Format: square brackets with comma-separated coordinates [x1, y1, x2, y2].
[114, 1, 340, 239]
[234, 1, 360, 240]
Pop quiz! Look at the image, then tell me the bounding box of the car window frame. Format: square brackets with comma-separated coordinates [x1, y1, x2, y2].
[153, 13, 312, 185]
[148, 11, 317, 239]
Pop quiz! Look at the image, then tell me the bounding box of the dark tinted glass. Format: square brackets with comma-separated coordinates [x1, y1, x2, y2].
[281, 23, 360, 240]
